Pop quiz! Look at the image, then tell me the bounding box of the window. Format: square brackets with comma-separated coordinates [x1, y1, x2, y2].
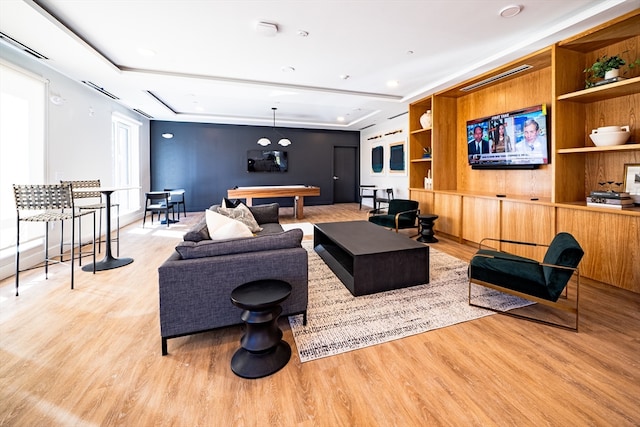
[0, 62, 46, 252]
[112, 112, 141, 213]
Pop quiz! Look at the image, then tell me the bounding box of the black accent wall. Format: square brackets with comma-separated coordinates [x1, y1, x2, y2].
[151, 121, 361, 212]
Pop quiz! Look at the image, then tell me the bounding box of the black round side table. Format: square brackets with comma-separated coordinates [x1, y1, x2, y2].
[417, 214, 439, 243]
[230, 279, 292, 379]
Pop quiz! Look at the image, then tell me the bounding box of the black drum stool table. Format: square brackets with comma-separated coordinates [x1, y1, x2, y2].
[230, 279, 292, 379]
[417, 214, 439, 243]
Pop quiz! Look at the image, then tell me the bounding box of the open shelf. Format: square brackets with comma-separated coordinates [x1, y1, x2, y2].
[410, 127, 431, 135]
[557, 77, 640, 103]
[557, 143, 640, 154]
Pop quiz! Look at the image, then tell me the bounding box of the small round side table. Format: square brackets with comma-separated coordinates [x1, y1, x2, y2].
[417, 214, 439, 243]
[230, 279, 292, 379]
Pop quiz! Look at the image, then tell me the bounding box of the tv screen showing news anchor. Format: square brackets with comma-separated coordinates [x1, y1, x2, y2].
[467, 104, 549, 168]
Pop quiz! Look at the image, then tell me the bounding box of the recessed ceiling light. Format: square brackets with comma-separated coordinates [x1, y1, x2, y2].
[387, 80, 399, 88]
[137, 47, 156, 57]
[406, 50, 414, 55]
[337, 116, 345, 122]
[281, 66, 295, 72]
[162, 133, 174, 139]
[256, 21, 278, 36]
[499, 5, 522, 18]
[340, 74, 350, 80]
[297, 30, 309, 37]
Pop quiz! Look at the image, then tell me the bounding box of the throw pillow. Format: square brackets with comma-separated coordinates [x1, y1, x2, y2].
[218, 203, 263, 233]
[210, 220, 253, 241]
[222, 197, 242, 208]
[205, 209, 234, 234]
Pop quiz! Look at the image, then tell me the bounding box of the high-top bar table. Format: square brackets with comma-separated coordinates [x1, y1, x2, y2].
[227, 185, 320, 219]
[75, 187, 138, 271]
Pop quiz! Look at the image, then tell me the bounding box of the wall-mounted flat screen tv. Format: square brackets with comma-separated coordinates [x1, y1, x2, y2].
[466, 104, 549, 169]
[247, 150, 288, 172]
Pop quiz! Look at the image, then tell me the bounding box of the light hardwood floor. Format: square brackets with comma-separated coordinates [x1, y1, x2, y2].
[1, 203, 639, 426]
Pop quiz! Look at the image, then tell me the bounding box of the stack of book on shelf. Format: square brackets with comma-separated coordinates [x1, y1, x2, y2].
[587, 191, 634, 209]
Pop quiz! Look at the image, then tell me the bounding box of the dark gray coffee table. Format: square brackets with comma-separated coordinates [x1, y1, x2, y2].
[314, 221, 429, 296]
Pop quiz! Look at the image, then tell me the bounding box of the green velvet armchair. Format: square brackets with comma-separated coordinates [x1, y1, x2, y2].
[468, 232, 584, 331]
[368, 199, 419, 233]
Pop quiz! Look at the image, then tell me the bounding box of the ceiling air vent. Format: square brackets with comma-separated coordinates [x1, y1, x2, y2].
[133, 108, 153, 119]
[460, 65, 532, 92]
[388, 111, 408, 120]
[0, 32, 48, 60]
[359, 123, 376, 131]
[81, 81, 119, 100]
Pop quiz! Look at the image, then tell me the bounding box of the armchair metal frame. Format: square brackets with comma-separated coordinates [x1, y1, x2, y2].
[468, 237, 581, 331]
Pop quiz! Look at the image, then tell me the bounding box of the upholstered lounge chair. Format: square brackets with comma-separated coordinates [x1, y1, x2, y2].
[468, 232, 584, 331]
[368, 199, 419, 234]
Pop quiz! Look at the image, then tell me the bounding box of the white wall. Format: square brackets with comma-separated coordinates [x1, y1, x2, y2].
[359, 114, 409, 208]
[0, 44, 150, 281]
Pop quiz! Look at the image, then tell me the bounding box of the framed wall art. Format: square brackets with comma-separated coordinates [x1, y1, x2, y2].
[388, 141, 406, 175]
[623, 163, 640, 204]
[371, 145, 384, 174]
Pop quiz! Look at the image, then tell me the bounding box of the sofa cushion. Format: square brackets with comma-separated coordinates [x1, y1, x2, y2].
[259, 223, 286, 236]
[218, 202, 263, 232]
[247, 203, 280, 225]
[175, 228, 303, 260]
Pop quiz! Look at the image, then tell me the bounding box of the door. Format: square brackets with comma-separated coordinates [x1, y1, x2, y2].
[333, 146, 357, 203]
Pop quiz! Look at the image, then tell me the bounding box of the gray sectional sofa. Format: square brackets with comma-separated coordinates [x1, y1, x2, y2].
[158, 203, 308, 355]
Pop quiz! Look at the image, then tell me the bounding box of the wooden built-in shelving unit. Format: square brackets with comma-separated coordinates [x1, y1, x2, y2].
[408, 10, 640, 292]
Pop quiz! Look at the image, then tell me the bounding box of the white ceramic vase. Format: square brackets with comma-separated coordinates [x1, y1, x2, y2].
[420, 110, 432, 129]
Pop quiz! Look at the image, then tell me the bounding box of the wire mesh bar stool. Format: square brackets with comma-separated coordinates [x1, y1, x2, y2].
[13, 183, 96, 296]
[62, 179, 120, 257]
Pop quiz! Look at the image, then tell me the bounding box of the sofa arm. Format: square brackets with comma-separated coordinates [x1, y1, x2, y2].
[158, 247, 308, 343]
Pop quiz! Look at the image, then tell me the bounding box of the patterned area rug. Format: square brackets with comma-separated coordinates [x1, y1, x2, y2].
[288, 241, 532, 362]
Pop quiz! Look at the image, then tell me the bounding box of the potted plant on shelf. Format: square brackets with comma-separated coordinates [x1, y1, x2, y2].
[583, 52, 640, 88]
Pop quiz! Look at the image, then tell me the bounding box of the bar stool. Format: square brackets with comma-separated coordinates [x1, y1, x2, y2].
[62, 179, 120, 256]
[13, 183, 96, 296]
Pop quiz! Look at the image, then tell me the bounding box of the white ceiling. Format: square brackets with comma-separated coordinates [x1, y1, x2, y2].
[1, 0, 638, 131]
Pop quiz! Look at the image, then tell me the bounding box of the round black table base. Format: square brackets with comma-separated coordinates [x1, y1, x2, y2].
[82, 257, 133, 272]
[417, 235, 438, 243]
[417, 214, 439, 244]
[231, 341, 291, 379]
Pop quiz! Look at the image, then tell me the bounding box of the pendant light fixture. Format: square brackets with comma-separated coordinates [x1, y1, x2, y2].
[257, 107, 292, 146]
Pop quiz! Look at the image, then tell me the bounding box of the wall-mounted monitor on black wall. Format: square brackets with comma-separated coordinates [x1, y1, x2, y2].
[247, 150, 288, 172]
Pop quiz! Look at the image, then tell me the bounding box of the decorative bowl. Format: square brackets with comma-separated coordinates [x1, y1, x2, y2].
[589, 129, 631, 147]
[597, 125, 626, 133]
